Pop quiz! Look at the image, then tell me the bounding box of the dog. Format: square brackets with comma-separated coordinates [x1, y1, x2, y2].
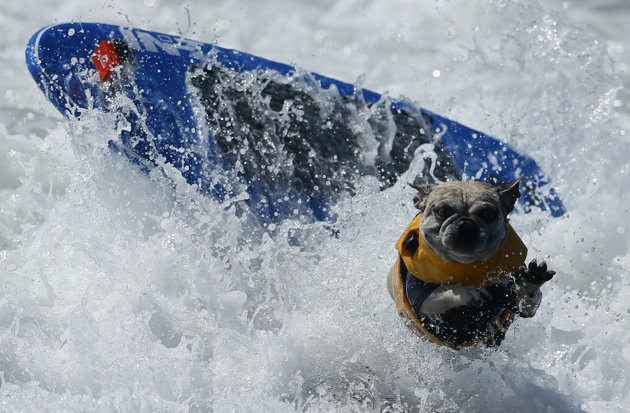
[387, 178, 555, 349]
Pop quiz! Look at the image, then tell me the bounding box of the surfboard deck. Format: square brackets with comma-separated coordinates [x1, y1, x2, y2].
[25, 22, 565, 222]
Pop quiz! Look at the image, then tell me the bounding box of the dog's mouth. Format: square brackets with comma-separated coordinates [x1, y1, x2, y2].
[440, 218, 493, 262]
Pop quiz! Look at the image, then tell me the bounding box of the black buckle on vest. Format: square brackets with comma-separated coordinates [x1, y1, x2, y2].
[403, 231, 419, 255]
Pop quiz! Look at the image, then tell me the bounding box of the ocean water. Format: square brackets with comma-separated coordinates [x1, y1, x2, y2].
[1, 0, 629, 411]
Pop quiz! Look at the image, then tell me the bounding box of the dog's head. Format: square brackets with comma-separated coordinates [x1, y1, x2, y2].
[409, 178, 522, 263]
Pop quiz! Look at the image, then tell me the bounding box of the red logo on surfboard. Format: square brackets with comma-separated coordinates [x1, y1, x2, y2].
[92, 40, 122, 81]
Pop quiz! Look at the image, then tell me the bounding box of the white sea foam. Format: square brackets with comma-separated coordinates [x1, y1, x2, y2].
[1, 0, 629, 411]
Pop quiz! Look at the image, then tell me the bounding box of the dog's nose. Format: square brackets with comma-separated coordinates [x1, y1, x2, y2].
[455, 218, 478, 243]
[456, 218, 476, 232]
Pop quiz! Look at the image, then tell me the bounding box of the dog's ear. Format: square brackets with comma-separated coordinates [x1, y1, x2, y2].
[408, 183, 435, 211]
[495, 177, 523, 215]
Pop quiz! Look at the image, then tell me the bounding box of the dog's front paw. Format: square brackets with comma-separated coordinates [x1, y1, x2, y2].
[514, 286, 542, 318]
[518, 259, 555, 286]
[419, 285, 492, 314]
[512, 259, 554, 318]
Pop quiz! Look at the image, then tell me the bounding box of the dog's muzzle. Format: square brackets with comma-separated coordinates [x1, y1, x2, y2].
[443, 218, 486, 251]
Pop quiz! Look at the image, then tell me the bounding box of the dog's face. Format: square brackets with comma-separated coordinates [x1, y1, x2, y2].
[410, 179, 522, 264]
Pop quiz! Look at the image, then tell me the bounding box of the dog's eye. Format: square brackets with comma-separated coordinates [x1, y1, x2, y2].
[434, 205, 454, 219]
[478, 207, 498, 221]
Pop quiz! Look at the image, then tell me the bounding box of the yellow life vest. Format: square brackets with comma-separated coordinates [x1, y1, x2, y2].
[391, 214, 528, 349]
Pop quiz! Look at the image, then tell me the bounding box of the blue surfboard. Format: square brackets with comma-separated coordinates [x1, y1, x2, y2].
[25, 22, 565, 222]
